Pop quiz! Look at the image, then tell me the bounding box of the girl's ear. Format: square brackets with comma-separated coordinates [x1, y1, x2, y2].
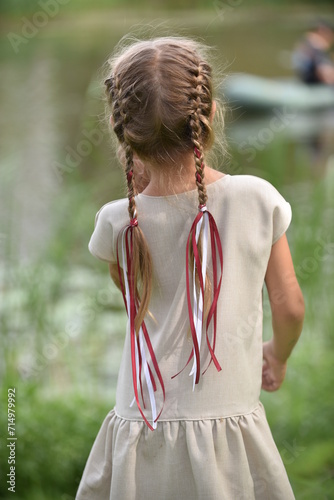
[110, 115, 114, 127]
[209, 100, 216, 123]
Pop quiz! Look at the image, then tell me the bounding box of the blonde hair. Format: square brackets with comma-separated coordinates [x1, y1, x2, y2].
[104, 37, 222, 332]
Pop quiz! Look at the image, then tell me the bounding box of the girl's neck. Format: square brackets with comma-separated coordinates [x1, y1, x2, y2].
[139, 156, 225, 197]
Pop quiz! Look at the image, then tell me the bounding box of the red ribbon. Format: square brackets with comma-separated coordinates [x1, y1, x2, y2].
[116, 224, 165, 431]
[172, 207, 223, 383]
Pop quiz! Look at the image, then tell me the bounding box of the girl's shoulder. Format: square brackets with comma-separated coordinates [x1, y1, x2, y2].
[227, 174, 290, 207]
[93, 197, 128, 225]
[228, 173, 279, 193]
[226, 174, 292, 244]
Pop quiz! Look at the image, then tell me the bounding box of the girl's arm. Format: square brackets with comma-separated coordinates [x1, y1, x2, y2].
[109, 263, 120, 289]
[262, 234, 305, 391]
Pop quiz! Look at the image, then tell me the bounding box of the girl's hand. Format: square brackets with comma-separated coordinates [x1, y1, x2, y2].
[261, 340, 287, 392]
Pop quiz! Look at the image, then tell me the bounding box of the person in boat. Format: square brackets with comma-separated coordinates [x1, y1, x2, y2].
[293, 19, 334, 85]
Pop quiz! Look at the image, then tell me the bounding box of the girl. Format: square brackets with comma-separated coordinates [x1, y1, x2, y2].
[76, 37, 304, 500]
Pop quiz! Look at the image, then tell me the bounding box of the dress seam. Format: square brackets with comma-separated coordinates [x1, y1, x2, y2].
[113, 404, 261, 423]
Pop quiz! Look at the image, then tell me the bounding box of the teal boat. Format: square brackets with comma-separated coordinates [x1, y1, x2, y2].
[221, 73, 334, 111]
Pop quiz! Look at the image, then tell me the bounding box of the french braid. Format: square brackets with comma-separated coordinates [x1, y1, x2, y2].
[105, 75, 152, 333]
[106, 75, 138, 221]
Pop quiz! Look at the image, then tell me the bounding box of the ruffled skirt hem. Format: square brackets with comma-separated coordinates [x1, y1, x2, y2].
[76, 402, 295, 500]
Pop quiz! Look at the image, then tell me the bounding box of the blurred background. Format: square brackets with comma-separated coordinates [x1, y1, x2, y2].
[1, 0, 334, 498]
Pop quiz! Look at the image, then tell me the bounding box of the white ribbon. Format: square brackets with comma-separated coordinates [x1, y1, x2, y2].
[189, 212, 209, 389]
[138, 327, 157, 429]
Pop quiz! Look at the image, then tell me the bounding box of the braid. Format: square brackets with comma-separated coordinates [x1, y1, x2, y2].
[190, 62, 212, 207]
[106, 76, 138, 221]
[125, 143, 137, 221]
[191, 117, 207, 206]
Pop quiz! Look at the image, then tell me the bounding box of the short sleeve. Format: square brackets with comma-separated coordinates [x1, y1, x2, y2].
[240, 175, 292, 246]
[88, 204, 115, 263]
[272, 191, 292, 245]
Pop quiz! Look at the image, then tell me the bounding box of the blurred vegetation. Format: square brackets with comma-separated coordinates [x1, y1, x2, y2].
[0, 0, 333, 16]
[1, 2, 334, 499]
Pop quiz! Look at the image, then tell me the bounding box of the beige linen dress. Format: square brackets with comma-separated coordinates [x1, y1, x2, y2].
[76, 174, 295, 500]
